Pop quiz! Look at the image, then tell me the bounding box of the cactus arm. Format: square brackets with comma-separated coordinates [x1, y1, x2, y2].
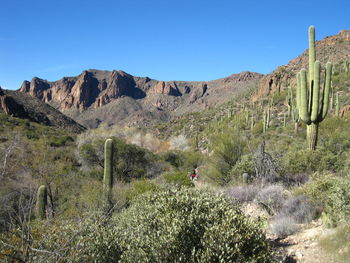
[321, 62, 332, 120]
[296, 72, 301, 111]
[308, 26, 316, 86]
[308, 26, 316, 111]
[299, 69, 311, 124]
[311, 61, 320, 121]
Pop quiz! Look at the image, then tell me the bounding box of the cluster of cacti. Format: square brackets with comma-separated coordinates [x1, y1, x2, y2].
[35, 185, 47, 220]
[296, 26, 332, 150]
[103, 138, 114, 206]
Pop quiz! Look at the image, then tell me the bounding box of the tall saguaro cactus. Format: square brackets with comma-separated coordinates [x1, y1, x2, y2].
[103, 138, 114, 206]
[36, 185, 47, 220]
[296, 26, 332, 150]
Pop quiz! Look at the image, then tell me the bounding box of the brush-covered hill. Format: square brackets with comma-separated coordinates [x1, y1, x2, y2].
[0, 87, 85, 133]
[18, 70, 262, 128]
[255, 29, 350, 99]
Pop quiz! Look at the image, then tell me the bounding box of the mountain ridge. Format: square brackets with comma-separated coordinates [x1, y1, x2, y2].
[19, 70, 262, 128]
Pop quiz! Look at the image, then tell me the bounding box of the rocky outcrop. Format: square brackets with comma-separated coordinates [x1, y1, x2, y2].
[189, 83, 207, 103]
[148, 81, 181, 96]
[19, 70, 146, 112]
[0, 87, 27, 118]
[341, 105, 350, 117]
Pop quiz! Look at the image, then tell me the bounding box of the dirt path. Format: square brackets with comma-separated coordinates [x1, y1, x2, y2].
[273, 220, 338, 263]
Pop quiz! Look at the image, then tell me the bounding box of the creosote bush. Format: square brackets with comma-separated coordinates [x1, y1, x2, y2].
[31, 188, 272, 263]
[114, 188, 272, 262]
[225, 184, 259, 204]
[296, 173, 350, 226]
[255, 184, 285, 215]
[270, 215, 298, 239]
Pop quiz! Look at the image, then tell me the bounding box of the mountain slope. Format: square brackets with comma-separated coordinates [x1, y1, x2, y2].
[0, 87, 86, 133]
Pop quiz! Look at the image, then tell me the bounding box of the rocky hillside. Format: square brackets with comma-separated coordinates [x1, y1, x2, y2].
[254, 29, 350, 100]
[0, 87, 86, 133]
[19, 70, 262, 128]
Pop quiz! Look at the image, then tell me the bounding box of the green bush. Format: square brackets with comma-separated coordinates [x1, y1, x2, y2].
[29, 189, 272, 263]
[31, 217, 122, 263]
[115, 188, 272, 262]
[230, 154, 255, 182]
[206, 131, 246, 185]
[297, 173, 350, 226]
[281, 147, 337, 175]
[120, 178, 161, 206]
[163, 170, 194, 188]
[160, 151, 184, 168]
[49, 135, 74, 147]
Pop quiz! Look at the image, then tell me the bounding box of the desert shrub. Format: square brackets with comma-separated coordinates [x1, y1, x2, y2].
[321, 117, 350, 155]
[169, 134, 189, 151]
[326, 177, 350, 225]
[114, 188, 272, 262]
[49, 135, 74, 147]
[297, 173, 350, 226]
[119, 179, 161, 206]
[279, 195, 315, 224]
[281, 147, 337, 175]
[163, 171, 194, 188]
[160, 151, 184, 168]
[30, 217, 122, 263]
[270, 215, 298, 239]
[255, 184, 285, 215]
[182, 150, 204, 171]
[225, 184, 259, 204]
[78, 138, 159, 182]
[206, 131, 246, 185]
[229, 154, 255, 182]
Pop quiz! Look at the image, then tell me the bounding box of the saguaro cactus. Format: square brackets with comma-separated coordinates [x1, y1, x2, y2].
[103, 138, 114, 205]
[263, 107, 270, 133]
[335, 93, 340, 117]
[36, 185, 47, 220]
[296, 26, 332, 150]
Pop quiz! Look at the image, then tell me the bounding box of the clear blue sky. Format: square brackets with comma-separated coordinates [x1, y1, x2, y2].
[0, 0, 349, 90]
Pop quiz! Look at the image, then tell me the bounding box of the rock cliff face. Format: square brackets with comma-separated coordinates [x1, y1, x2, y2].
[19, 70, 262, 128]
[254, 29, 350, 100]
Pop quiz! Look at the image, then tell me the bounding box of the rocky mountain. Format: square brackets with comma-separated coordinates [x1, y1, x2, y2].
[0, 87, 86, 133]
[254, 29, 350, 100]
[19, 70, 262, 128]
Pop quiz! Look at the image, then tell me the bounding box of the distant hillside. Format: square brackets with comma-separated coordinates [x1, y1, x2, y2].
[18, 70, 262, 128]
[255, 29, 350, 99]
[0, 87, 86, 133]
